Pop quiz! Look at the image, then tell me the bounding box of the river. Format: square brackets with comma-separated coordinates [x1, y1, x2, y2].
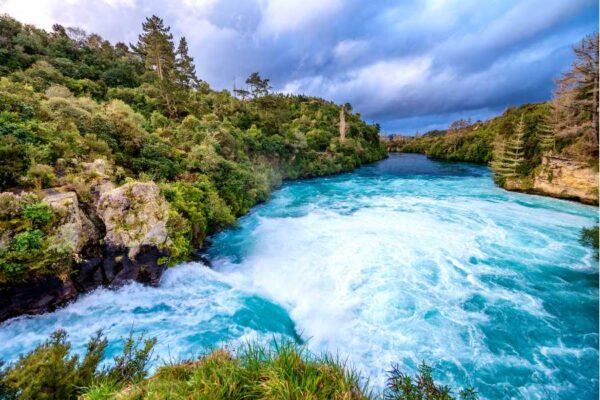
[0, 154, 597, 399]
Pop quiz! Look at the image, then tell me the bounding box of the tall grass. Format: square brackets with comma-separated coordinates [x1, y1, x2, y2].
[83, 340, 370, 400]
[1, 331, 476, 399]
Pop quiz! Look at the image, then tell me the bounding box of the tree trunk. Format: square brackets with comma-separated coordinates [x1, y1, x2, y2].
[339, 108, 346, 142]
[155, 45, 163, 81]
[593, 72, 598, 146]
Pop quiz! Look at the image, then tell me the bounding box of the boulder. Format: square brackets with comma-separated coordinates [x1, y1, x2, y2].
[97, 181, 170, 257]
[0, 181, 174, 321]
[96, 181, 170, 286]
[43, 191, 99, 259]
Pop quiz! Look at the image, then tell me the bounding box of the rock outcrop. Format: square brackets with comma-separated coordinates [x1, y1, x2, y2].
[44, 191, 99, 259]
[0, 179, 173, 322]
[94, 181, 170, 286]
[504, 156, 598, 205]
[532, 156, 598, 205]
[0, 190, 99, 321]
[97, 181, 170, 257]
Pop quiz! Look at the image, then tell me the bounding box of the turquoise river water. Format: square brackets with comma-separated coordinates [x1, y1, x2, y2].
[0, 154, 598, 399]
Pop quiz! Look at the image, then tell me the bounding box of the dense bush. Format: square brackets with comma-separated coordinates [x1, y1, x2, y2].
[0, 194, 70, 284]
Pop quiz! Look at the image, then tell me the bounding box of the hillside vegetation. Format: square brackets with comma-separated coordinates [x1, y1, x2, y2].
[386, 33, 598, 202]
[0, 14, 385, 299]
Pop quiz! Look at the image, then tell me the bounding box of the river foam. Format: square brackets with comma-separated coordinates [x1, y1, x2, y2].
[0, 154, 597, 399]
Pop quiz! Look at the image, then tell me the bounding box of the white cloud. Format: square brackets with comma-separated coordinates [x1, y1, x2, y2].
[0, 0, 64, 29]
[257, 0, 343, 36]
[283, 56, 433, 113]
[0, 0, 135, 30]
[180, 0, 218, 15]
[333, 39, 369, 64]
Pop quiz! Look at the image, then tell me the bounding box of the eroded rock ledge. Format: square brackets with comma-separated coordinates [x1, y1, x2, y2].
[503, 156, 598, 205]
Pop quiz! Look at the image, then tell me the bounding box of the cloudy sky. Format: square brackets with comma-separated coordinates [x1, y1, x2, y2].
[0, 0, 597, 133]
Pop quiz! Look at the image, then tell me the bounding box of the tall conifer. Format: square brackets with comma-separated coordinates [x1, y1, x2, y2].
[175, 37, 199, 89]
[493, 115, 526, 179]
[133, 15, 178, 116]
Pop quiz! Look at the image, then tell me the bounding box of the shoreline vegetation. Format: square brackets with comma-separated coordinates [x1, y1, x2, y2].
[0, 14, 385, 321]
[382, 33, 599, 206]
[0, 330, 478, 400]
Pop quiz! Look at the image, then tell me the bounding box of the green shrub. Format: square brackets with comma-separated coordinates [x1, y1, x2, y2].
[0, 330, 155, 400]
[385, 361, 478, 400]
[83, 340, 370, 400]
[1, 331, 478, 400]
[22, 202, 53, 227]
[10, 230, 43, 254]
[580, 226, 599, 258]
[0, 330, 106, 400]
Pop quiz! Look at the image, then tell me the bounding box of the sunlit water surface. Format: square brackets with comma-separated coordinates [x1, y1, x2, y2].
[1, 154, 598, 399]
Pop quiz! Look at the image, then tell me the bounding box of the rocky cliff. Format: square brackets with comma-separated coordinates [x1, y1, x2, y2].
[0, 179, 171, 321]
[503, 156, 598, 205]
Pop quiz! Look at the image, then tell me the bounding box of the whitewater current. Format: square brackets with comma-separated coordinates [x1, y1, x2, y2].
[0, 154, 597, 399]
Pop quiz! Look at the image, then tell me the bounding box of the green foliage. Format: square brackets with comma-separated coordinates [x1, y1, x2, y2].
[0, 331, 477, 400]
[22, 202, 53, 227]
[10, 230, 44, 254]
[83, 340, 370, 400]
[0, 14, 385, 287]
[580, 226, 599, 258]
[0, 196, 68, 284]
[106, 332, 156, 383]
[0, 330, 155, 400]
[398, 103, 554, 176]
[385, 361, 478, 400]
[0, 330, 106, 400]
[163, 177, 235, 245]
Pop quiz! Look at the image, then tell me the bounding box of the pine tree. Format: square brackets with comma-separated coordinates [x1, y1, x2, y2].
[537, 114, 555, 154]
[134, 15, 175, 82]
[175, 36, 199, 89]
[491, 138, 512, 178]
[133, 15, 177, 116]
[493, 115, 526, 179]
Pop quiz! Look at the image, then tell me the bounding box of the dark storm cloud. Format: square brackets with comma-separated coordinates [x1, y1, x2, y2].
[1, 0, 597, 133]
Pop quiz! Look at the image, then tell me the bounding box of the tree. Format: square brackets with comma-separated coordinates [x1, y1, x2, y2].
[175, 36, 199, 89]
[537, 114, 555, 154]
[448, 118, 472, 132]
[551, 33, 599, 156]
[245, 72, 271, 98]
[493, 115, 526, 179]
[133, 15, 175, 82]
[133, 15, 177, 116]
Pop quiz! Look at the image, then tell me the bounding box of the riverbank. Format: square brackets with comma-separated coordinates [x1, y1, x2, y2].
[0, 149, 386, 322]
[389, 150, 599, 205]
[2, 154, 596, 399]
